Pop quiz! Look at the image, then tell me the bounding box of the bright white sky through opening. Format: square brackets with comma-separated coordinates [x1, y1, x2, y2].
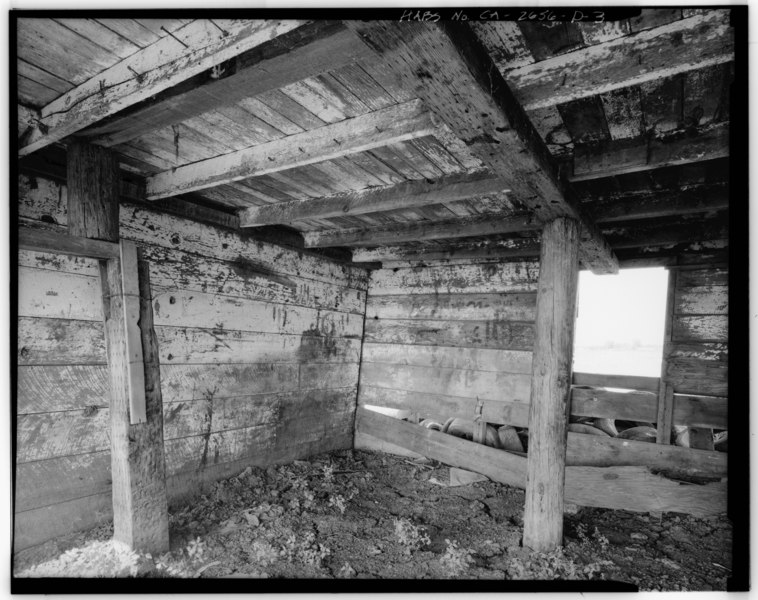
[573, 267, 669, 377]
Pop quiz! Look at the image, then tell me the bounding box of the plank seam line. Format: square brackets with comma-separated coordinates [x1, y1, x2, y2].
[15, 488, 113, 515]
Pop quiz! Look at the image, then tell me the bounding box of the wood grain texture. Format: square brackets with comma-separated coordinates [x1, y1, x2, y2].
[365, 318, 534, 350]
[523, 218, 579, 552]
[343, 20, 617, 273]
[352, 238, 542, 265]
[66, 142, 119, 242]
[672, 315, 728, 342]
[17, 409, 110, 463]
[17, 317, 105, 365]
[18, 228, 120, 260]
[304, 213, 539, 248]
[361, 343, 532, 374]
[506, 10, 733, 111]
[17, 365, 109, 414]
[18, 266, 102, 321]
[366, 292, 537, 322]
[146, 100, 438, 199]
[361, 362, 531, 404]
[155, 328, 361, 367]
[369, 261, 539, 296]
[20, 20, 306, 155]
[239, 171, 508, 226]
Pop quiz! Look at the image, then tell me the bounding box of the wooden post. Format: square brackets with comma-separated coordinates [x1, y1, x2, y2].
[68, 141, 169, 554]
[523, 217, 580, 552]
[656, 269, 677, 444]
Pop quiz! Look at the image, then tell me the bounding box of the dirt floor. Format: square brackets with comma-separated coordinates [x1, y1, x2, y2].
[14, 449, 733, 590]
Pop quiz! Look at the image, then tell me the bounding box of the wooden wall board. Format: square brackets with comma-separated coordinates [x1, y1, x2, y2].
[18, 267, 102, 321]
[15, 451, 112, 512]
[366, 292, 537, 322]
[17, 409, 110, 463]
[361, 343, 533, 374]
[675, 286, 728, 315]
[369, 262, 539, 296]
[470, 21, 535, 72]
[17, 365, 109, 414]
[17, 317, 105, 365]
[364, 318, 535, 351]
[672, 315, 728, 342]
[14, 491, 113, 552]
[155, 328, 361, 366]
[666, 358, 728, 396]
[360, 362, 531, 404]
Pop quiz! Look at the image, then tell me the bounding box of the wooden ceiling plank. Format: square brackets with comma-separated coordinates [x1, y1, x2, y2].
[343, 20, 618, 274]
[571, 122, 729, 182]
[55, 18, 143, 59]
[506, 10, 733, 112]
[241, 171, 508, 227]
[330, 63, 397, 111]
[236, 96, 304, 136]
[304, 213, 539, 248]
[146, 99, 436, 199]
[19, 19, 307, 157]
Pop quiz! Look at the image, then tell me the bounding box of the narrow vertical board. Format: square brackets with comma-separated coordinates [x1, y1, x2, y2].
[523, 218, 580, 553]
[119, 241, 146, 424]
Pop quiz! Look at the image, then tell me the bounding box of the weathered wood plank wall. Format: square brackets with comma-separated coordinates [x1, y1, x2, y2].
[355, 260, 539, 449]
[666, 266, 728, 449]
[15, 173, 368, 551]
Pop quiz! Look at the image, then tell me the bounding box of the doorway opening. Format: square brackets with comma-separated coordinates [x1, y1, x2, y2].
[573, 267, 669, 377]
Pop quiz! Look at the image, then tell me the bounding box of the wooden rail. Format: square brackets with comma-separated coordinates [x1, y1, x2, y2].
[356, 407, 726, 517]
[19, 227, 120, 260]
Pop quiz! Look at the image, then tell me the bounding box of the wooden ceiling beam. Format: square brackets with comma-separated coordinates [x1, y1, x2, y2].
[145, 99, 438, 199]
[344, 21, 618, 274]
[588, 185, 730, 223]
[82, 22, 376, 148]
[304, 214, 540, 248]
[506, 10, 733, 111]
[18, 19, 307, 157]
[239, 170, 509, 227]
[571, 123, 730, 182]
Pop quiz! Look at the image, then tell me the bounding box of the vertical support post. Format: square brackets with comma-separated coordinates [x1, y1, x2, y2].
[523, 217, 579, 553]
[656, 269, 677, 445]
[68, 141, 169, 554]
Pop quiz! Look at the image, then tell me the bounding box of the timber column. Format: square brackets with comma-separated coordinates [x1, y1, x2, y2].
[523, 217, 580, 552]
[68, 142, 170, 554]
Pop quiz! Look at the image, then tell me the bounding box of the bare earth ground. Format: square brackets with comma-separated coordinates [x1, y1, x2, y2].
[14, 449, 732, 590]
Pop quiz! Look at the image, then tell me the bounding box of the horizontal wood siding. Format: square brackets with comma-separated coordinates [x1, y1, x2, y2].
[357, 261, 538, 437]
[15, 174, 367, 551]
[666, 266, 728, 417]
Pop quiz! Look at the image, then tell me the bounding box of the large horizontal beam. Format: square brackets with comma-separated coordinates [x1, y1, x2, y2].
[344, 21, 618, 274]
[352, 237, 540, 264]
[146, 99, 437, 200]
[83, 21, 376, 148]
[305, 214, 539, 248]
[571, 123, 730, 182]
[18, 19, 306, 156]
[239, 171, 509, 227]
[18, 226, 120, 260]
[506, 10, 733, 111]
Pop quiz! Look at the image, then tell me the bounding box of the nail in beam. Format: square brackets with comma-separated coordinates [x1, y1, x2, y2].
[67, 141, 170, 554]
[522, 217, 580, 552]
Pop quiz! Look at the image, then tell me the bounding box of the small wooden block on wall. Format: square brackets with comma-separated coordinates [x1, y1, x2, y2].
[119, 240, 146, 425]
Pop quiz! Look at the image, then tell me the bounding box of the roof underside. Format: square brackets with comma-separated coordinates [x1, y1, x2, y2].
[16, 10, 734, 271]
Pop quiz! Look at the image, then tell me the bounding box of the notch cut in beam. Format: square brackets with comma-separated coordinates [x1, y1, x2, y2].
[84, 22, 376, 148]
[305, 213, 540, 248]
[570, 123, 730, 182]
[343, 21, 617, 274]
[239, 170, 509, 227]
[18, 226, 120, 260]
[146, 99, 438, 200]
[506, 10, 734, 111]
[19, 19, 307, 157]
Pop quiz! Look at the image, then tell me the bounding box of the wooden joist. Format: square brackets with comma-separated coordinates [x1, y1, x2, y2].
[18, 227, 119, 260]
[18, 20, 307, 156]
[239, 171, 509, 227]
[571, 123, 730, 182]
[146, 99, 438, 199]
[304, 213, 539, 248]
[356, 408, 727, 517]
[506, 10, 733, 111]
[84, 21, 375, 147]
[343, 20, 618, 274]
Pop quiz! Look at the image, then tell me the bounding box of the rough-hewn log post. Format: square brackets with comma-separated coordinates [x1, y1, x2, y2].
[523, 217, 580, 552]
[68, 141, 169, 554]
